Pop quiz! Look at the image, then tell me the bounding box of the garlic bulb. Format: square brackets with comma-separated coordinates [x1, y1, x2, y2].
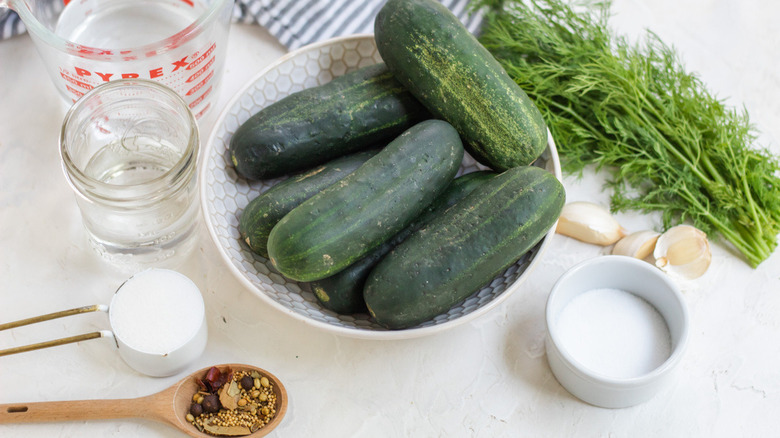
[556, 201, 626, 246]
[612, 230, 660, 260]
[653, 225, 711, 280]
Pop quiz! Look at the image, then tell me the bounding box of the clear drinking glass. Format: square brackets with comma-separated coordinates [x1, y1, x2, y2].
[60, 79, 200, 271]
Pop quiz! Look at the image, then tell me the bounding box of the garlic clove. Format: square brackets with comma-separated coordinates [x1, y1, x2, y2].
[555, 201, 626, 246]
[611, 230, 660, 259]
[653, 225, 711, 280]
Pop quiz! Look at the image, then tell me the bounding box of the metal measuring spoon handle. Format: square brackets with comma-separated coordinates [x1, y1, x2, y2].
[0, 304, 110, 357]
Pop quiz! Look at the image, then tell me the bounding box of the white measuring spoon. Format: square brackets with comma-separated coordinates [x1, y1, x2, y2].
[0, 269, 207, 377]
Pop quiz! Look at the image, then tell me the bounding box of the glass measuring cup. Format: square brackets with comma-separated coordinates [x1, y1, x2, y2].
[0, 269, 208, 377]
[0, 0, 233, 119]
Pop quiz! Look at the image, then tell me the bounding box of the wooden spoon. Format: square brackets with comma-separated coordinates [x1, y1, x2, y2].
[0, 363, 288, 437]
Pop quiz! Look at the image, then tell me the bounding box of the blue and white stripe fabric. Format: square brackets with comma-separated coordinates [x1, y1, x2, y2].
[0, 8, 25, 39]
[0, 0, 483, 47]
[234, 0, 483, 49]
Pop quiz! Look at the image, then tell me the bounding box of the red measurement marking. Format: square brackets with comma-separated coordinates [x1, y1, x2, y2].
[188, 85, 213, 109]
[187, 43, 216, 71]
[60, 70, 93, 90]
[186, 57, 215, 83]
[194, 103, 212, 119]
[65, 83, 88, 98]
[185, 70, 213, 96]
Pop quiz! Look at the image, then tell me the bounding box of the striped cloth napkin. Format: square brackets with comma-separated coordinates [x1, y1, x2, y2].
[0, 0, 482, 48]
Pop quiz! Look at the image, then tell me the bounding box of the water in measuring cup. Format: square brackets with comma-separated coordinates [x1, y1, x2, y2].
[55, 0, 208, 48]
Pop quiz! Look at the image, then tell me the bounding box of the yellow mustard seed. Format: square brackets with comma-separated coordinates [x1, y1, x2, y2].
[188, 369, 278, 436]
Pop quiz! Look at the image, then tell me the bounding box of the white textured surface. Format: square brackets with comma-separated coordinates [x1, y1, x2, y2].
[1, 1, 780, 436]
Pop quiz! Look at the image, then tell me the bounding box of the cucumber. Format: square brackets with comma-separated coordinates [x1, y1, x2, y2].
[229, 63, 429, 180]
[311, 170, 497, 314]
[239, 150, 378, 258]
[374, 0, 547, 171]
[267, 119, 464, 282]
[363, 166, 565, 329]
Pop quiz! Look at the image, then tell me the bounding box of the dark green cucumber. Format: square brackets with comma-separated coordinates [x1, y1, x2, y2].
[239, 150, 378, 258]
[229, 63, 429, 180]
[364, 166, 565, 329]
[311, 170, 497, 314]
[267, 119, 464, 282]
[374, 0, 547, 171]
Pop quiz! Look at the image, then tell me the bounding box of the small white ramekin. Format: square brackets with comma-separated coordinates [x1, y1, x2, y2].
[545, 255, 690, 408]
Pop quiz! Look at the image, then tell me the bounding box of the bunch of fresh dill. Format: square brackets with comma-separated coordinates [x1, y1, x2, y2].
[473, 0, 780, 267]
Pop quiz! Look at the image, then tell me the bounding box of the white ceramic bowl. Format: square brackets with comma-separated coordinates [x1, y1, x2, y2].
[200, 34, 562, 340]
[545, 255, 690, 408]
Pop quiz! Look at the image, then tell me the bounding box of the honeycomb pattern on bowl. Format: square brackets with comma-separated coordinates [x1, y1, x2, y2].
[201, 35, 560, 338]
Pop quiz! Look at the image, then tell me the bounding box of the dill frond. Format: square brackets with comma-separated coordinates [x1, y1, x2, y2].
[475, 0, 780, 266]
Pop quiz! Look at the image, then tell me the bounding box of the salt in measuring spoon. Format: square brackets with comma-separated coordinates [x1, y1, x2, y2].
[0, 268, 207, 377]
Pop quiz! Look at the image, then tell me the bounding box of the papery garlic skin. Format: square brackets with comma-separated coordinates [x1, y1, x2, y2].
[556, 201, 626, 246]
[653, 225, 711, 280]
[612, 230, 660, 259]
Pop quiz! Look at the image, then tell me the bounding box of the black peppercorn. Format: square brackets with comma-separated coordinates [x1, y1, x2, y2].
[240, 375, 254, 391]
[201, 394, 221, 414]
